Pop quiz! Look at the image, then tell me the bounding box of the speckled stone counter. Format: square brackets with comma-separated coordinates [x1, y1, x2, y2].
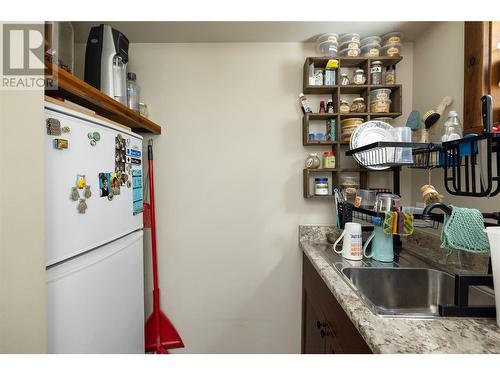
[299, 225, 500, 354]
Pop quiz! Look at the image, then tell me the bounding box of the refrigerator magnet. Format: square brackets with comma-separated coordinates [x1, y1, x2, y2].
[61, 126, 71, 133]
[70, 187, 80, 201]
[99, 173, 111, 197]
[53, 139, 68, 150]
[107, 191, 114, 201]
[84, 186, 92, 199]
[76, 175, 86, 189]
[110, 173, 121, 196]
[77, 199, 87, 214]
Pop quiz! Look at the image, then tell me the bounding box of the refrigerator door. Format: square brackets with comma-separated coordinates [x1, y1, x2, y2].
[44, 101, 143, 266]
[46, 230, 145, 354]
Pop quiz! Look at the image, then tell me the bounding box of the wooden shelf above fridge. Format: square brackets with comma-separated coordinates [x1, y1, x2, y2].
[45, 64, 162, 134]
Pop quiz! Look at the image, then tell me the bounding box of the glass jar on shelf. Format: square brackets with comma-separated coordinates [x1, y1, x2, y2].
[339, 99, 350, 113]
[350, 97, 366, 113]
[305, 153, 321, 169]
[340, 73, 350, 86]
[370, 60, 383, 85]
[352, 69, 366, 85]
[314, 178, 330, 196]
[385, 64, 396, 85]
[322, 151, 336, 168]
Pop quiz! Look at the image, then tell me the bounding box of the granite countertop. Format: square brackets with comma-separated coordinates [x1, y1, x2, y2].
[299, 225, 500, 354]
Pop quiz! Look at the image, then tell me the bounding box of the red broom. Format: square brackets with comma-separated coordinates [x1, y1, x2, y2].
[144, 141, 184, 353]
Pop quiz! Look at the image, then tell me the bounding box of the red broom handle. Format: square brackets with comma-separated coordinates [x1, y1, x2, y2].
[148, 144, 161, 348]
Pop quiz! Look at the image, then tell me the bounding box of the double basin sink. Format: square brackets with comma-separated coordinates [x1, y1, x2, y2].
[328, 251, 495, 318]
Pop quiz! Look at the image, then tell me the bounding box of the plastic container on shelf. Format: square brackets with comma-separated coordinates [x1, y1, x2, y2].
[381, 32, 404, 46]
[317, 41, 338, 56]
[341, 118, 364, 128]
[370, 98, 392, 113]
[360, 43, 380, 57]
[373, 117, 393, 124]
[370, 88, 392, 101]
[339, 33, 361, 45]
[341, 125, 360, 135]
[339, 47, 360, 57]
[317, 33, 339, 44]
[360, 36, 382, 46]
[339, 40, 360, 51]
[381, 43, 402, 56]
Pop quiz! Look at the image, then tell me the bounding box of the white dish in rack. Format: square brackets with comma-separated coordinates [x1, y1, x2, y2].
[349, 121, 394, 170]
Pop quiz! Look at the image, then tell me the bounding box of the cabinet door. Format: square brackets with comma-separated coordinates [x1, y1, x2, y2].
[302, 289, 326, 354]
[302, 254, 372, 354]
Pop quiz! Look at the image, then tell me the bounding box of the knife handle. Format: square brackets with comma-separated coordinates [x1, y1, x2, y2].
[481, 95, 493, 133]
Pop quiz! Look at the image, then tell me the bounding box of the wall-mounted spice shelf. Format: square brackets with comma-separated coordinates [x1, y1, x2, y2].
[45, 63, 162, 134]
[301, 55, 403, 199]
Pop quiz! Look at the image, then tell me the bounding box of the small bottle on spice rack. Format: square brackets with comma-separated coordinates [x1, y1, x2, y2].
[319, 100, 326, 113]
[370, 60, 383, 85]
[322, 151, 336, 169]
[385, 65, 396, 85]
[326, 99, 335, 113]
[299, 93, 313, 114]
[314, 178, 329, 196]
[326, 118, 336, 141]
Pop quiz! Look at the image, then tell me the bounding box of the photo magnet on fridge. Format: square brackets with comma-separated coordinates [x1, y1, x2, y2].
[110, 173, 121, 196]
[99, 173, 111, 197]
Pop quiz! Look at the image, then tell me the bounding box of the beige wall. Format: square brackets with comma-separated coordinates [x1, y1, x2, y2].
[75, 41, 414, 353]
[0, 81, 46, 351]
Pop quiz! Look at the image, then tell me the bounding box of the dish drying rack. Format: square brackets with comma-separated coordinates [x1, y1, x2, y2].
[345, 133, 500, 198]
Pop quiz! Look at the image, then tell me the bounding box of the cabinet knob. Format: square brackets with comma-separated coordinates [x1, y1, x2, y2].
[316, 321, 327, 329]
[320, 328, 334, 338]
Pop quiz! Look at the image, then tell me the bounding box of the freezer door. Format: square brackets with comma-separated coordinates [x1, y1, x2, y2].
[45, 105, 143, 266]
[46, 230, 145, 354]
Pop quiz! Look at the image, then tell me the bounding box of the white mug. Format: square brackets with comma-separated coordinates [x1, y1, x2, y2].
[333, 222, 363, 261]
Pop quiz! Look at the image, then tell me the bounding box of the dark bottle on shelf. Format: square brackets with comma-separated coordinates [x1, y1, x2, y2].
[326, 99, 334, 113]
[319, 100, 326, 114]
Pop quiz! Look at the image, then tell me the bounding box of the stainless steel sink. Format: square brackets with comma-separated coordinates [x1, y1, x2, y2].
[341, 267, 495, 318]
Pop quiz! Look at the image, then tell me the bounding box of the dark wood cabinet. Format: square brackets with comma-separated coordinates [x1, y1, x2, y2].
[302, 254, 372, 354]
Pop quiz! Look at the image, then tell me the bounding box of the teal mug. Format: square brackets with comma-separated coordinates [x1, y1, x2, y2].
[362, 226, 394, 263]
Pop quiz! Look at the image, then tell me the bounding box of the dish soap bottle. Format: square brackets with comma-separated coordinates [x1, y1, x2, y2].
[441, 110, 463, 142]
[127, 72, 140, 112]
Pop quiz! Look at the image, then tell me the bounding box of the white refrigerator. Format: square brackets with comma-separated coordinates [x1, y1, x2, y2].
[44, 100, 145, 353]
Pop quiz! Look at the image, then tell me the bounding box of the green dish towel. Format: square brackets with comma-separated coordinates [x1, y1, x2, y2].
[441, 206, 490, 253]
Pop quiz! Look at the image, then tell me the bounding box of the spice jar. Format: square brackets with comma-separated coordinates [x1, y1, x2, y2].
[322, 151, 336, 168]
[305, 153, 321, 168]
[385, 64, 396, 85]
[314, 178, 329, 196]
[350, 97, 366, 113]
[326, 99, 335, 113]
[339, 99, 350, 113]
[352, 69, 366, 85]
[340, 73, 350, 86]
[370, 61, 383, 85]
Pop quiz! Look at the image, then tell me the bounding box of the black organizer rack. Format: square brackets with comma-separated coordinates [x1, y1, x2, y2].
[337, 202, 444, 230]
[345, 141, 442, 168]
[441, 133, 500, 197]
[346, 135, 500, 198]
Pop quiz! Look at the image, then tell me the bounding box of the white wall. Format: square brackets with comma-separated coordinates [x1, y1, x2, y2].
[74, 40, 413, 353]
[0, 73, 46, 353]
